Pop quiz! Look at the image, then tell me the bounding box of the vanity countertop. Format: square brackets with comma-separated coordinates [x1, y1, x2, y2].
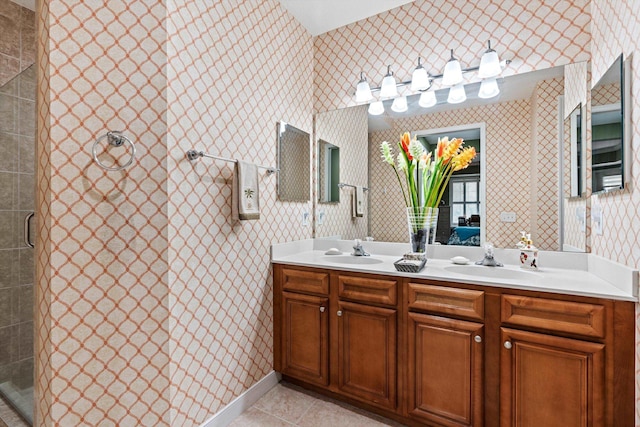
[272, 239, 638, 302]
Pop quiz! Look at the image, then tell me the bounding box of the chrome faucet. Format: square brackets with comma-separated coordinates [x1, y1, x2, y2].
[352, 239, 370, 256]
[475, 243, 503, 267]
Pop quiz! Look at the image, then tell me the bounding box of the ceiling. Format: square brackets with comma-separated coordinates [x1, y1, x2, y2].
[277, 0, 416, 36]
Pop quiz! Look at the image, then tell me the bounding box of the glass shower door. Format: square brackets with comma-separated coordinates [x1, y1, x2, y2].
[0, 64, 35, 425]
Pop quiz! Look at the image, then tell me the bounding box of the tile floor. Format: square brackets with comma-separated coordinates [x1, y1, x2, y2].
[229, 382, 407, 427]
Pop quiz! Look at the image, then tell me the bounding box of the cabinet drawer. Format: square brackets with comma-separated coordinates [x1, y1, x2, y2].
[282, 268, 329, 295]
[408, 282, 484, 321]
[501, 295, 606, 338]
[338, 275, 397, 306]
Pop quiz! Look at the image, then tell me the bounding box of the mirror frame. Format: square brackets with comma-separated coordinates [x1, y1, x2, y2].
[566, 103, 586, 198]
[317, 139, 340, 204]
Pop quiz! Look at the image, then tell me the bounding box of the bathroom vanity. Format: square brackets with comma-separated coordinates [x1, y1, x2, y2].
[271, 241, 636, 427]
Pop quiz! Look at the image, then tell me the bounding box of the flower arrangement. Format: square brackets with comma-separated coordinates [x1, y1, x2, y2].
[380, 132, 476, 251]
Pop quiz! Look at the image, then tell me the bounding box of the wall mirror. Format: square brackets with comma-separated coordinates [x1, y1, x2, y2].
[318, 139, 340, 203]
[314, 62, 591, 251]
[564, 103, 585, 198]
[277, 122, 310, 202]
[590, 54, 626, 194]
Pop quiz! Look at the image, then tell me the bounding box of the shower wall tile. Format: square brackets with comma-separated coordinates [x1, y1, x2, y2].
[18, 99, 35, 137]
[0, 288, 11, 327]
[19, 136, 34, 173]
[18, 249, 32, 286]
[0, 94, 16, 133]
[18, 320, 32, 359]
[0, 250, 17, 288]
[0, 0, 34, 87]
[0, 172, 16, 209]
[18, 173, 33, 211]
[0, 132, 18, 172]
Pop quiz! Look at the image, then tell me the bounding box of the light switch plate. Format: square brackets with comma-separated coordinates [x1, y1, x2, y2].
[317, 209, 325, 225]
[302, 211, 309, 226]
[500, 212, 516, 223]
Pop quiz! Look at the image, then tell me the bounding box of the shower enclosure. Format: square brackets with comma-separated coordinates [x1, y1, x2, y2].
[0, 64, 35, 425]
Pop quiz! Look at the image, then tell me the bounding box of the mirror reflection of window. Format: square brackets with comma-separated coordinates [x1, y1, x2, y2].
[451, 177, 481, 226]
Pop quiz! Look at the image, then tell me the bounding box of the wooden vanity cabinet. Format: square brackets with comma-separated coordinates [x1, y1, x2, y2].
[273, 264, 635, 427]
[274, 265, 400, 413]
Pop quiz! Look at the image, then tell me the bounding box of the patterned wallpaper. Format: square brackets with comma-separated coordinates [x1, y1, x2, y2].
[313, 0, 590, 113]
[166, 1, 313, 425]
[36, 1, 170, 426]
[369, 87, 566, 250]
[315, 105, 369, 240]
[589, 1, 640, 423]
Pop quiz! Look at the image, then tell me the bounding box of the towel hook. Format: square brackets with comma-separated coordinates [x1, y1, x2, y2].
[92, 131, 136, 171]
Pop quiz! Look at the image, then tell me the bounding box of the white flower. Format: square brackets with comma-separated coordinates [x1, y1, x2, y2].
[408, 138, 424, 160]
[380, 141, 394, 165]
[397, 152, 408, 171]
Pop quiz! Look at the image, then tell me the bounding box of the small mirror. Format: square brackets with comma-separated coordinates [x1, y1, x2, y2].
[318, 139, 340, 203]
[277, 122, 310, 201]
[591, 54, 625, 194]
[564, 103, 585, 197]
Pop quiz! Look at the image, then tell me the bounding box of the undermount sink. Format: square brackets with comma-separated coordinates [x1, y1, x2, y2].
[445, 265, 539, 281]
[322, 255, 384, 265]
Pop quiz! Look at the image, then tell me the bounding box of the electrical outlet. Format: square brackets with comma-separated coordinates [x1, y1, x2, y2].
[500, 212, 516, 223]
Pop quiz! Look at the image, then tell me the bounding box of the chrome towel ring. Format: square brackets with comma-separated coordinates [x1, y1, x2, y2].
[92, 131, 136, 171]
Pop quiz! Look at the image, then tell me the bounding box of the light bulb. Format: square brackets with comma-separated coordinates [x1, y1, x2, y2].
[355, 73, 373, 103]
[441, 49, 463, 86]
[379, 65, 398, 98]
[478, 78, 500, 99]
[447, 83, 466, 104]
[391, 96, 408, 113]
[410, 57, 430, 91]
[419, 91, 437, 108]
[368, 101, 384, 115]
[477, 41, 502, 79]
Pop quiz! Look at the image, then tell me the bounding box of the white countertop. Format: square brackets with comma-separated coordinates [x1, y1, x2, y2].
[271, 239, 638, 302]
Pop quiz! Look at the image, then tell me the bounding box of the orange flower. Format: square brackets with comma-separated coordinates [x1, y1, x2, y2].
[400, 132, 412, 160]
[453, 146, 476, 171]
[436, 137, 448, 159]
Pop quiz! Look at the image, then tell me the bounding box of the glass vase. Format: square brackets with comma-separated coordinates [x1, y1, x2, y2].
[406, 207, 439, 253]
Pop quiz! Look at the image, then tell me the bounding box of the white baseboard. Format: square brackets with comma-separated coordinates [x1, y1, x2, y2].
[198, 371, 281, 427]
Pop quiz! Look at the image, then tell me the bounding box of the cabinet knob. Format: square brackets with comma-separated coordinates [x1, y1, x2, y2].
[337, 310, 343, 317]
[504, 341, 512, 349]
[319, 306, 325, 313]
[474, 335, 482, 343]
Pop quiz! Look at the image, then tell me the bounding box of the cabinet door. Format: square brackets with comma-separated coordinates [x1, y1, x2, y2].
[500, 328, 605, 427]
[337, 301, 397, 410]
[408, 312, 484, 427]
[281, 292, 329, 386]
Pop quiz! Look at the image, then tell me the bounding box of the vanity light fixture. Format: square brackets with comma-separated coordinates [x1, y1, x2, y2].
[410, 57, 431, 91]
[379, 65, 398, 98]
[441, 49, 464, 86]
[355, 72, 373, 102]
[447, 83, 467, 104]
[355, 42, 510, 114]
[478, 77, 500, 99]
[477, 41, 501, 79]
[391, 96, 408, 113]
[418, 90, 437, 108]
[368, 100, 385, 115]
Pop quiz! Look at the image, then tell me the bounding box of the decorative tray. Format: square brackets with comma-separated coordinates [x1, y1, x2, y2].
[394, 257, 426, 273]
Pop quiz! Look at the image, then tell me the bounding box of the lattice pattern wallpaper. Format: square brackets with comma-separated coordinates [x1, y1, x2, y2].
[36, 1, 170, 426]
[313, 0, 590, 113]
[315, 105, 369, 240]
[166, 1, 313, 425]
[590, 1, 640, 422]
